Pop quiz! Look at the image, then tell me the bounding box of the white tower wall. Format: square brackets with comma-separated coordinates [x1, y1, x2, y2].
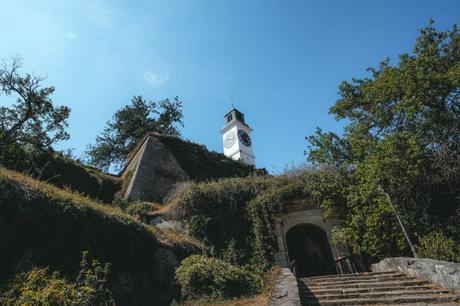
[220, 108, 255, 166]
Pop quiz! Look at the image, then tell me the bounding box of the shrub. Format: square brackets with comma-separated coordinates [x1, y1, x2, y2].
[0, 268, 83, 305]
[416, 231, 460, 262]
[0, 252, 114, 305]
[175, 255, 257, 299]
[126, 202, 158, 223]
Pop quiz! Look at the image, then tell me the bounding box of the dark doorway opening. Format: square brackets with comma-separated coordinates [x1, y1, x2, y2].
[286, 224, 335, 277]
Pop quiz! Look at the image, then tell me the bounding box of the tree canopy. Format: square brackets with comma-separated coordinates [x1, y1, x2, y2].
[307, 21, 460, 258]
[86, 95, 183, 172]
[0, 58, 70, 170]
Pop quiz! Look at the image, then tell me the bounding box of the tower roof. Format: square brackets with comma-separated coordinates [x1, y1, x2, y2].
[224, 107, 247, 126]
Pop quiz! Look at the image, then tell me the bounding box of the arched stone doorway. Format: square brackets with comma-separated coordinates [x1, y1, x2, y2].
[286, 223, 336, 277]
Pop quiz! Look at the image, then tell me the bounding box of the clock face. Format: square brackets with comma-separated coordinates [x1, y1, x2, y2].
[238, 129, 252, 147]
[224, 131, 236, 148]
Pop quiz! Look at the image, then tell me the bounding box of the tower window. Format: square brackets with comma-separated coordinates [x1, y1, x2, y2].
[227, 114, 233, 123]
[235, 111, 245, 123]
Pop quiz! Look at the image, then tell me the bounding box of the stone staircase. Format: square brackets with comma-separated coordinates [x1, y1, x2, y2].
[298, 271, 460, 305]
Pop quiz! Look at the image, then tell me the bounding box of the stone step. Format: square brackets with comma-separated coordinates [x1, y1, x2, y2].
[304, 279, 429, 290]
[302, 293, 460, 305]
[299, 284, 435, 295]
[301, 289, 452, 300]
[299, 272, 405, 283]
[303, 271, 399, 281]
[302, 275, 413, 286]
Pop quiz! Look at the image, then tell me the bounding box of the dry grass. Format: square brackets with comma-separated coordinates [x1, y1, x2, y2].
[180, 294, 270, 306]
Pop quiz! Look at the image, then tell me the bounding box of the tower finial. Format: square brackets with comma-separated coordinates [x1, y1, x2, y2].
[230, 92, 235, 109]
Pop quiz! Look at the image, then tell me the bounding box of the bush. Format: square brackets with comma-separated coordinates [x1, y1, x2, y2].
[416, 231, 460, 262]
[0, 268, 83, 305]
[0, 252, 114, 305]
[175, 255, 257, 299]
[126, 202, 158, 223]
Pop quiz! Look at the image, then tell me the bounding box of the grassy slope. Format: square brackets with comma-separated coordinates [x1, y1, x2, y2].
[0, 167, 200, 305]
[38, 154, 122, 203]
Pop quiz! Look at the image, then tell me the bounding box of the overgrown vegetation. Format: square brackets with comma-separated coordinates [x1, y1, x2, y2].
[416, 231, 460, 263]
[177, 168, 346, 270]
[306, 21, 460, 258]
[156, 134, 267, 181]
[0, 252, 114, 305]
[175, 255, 260, 299]
[177, 267, 280, 306]
[0, 167, 199, 305]
[38, 153, 121, 203]
[126, 201, 159, 223]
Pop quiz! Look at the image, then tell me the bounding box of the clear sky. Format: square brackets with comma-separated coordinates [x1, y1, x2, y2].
[1, 1, 459, 173]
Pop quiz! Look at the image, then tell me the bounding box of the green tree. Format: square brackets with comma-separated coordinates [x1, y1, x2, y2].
[0, 58, 70, 169]
[306, 21, 460, 258]
[86, 95, 183, 171]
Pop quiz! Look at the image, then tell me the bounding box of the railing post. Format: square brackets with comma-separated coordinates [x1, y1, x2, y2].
[378, 184, 418, 258]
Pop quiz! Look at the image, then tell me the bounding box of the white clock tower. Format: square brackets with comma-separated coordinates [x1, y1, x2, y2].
[220, 108, 255, 166]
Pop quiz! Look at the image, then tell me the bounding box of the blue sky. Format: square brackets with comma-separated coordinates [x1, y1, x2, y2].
[1, 1, 459, 173]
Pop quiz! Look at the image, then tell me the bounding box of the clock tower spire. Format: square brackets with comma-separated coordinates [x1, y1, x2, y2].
[220, 108, 255, 166]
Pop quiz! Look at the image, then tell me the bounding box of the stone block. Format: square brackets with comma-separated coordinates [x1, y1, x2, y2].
[372, 257, 460, 292]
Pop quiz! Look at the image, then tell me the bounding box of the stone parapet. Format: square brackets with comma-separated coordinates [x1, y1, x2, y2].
[372, 257, 460, 292]
[269, 268, 301, 306]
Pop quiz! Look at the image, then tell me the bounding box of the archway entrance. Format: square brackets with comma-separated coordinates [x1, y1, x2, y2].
[286, 224, 335, 277]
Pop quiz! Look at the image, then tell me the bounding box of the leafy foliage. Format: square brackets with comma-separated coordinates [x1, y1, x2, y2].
[306, 22, 460, 258]
[76, 251, 114, 305]
[0, 267, 84, 305]
[0, 58, 70, 152]
[0, 252, 114, 305]
[0, 58, 70, 176]
[175, 255, 258, 299]
[87, 96, 184, 171]
[416, 231, 460, 263]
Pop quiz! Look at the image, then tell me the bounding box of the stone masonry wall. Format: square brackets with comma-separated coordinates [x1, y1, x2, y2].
[372, 257, 460, 292]
[123, 135, 189, 203]
[269, 268, 302, 306]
